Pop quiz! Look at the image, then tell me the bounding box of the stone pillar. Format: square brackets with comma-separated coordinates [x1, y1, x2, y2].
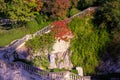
[49, 54, 57, 69]
[76, 67, 83, 76]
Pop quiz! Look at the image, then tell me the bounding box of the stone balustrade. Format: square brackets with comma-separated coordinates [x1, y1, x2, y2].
[69, 7, 98, 22]
[0, 60, 83, 80]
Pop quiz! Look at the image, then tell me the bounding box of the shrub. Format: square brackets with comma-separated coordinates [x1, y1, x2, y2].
[25, 32, 55, 55]
[69, 8, 80, 16]
[50, 68, 67, 72]
[32, 55, 49, 70]
[25, 19, 40, 34]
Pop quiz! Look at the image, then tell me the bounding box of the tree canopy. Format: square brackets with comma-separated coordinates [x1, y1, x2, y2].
[94, 0, 120, 33]
[41, 0, 70, 19]
[0, 0, 43, 22]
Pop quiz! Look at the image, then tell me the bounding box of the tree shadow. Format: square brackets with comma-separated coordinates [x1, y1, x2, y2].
[91, 73, 120, 80]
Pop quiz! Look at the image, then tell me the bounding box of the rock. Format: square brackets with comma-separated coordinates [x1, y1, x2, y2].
[49, 40, 73, 70]
[49, 51, 73, 70]
[76, 67, 83, 76]
[16, 43, 29, 60]
[51, 40, 70, 54]
[98, 57, 120, 73]
[57, 51, 73, 70]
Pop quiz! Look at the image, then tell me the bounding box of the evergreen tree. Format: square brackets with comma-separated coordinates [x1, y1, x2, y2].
[95, 0, 120, 33]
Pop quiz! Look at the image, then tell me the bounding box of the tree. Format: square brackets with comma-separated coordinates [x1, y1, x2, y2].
[41, 0, 70, 19]
[94, 0, 120, 61]
[0, 0, 7, 17]
[51, 0, 70, 19]
[0, 0, 43, 22]
[94, 0, 120, 33]
[6, 0, 37, 22]
[78, 0, 96, 10]
[41, 0, 54, 16]
[35, 0, 43, 11]
[70, 0, 79, 8]
[0, 0, 6, 13]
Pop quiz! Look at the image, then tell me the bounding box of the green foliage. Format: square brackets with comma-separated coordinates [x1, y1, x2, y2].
[78, 0, 97, 10]
[26, 32, 55, 70]
[70, 0, 79, 8]
[32, 55, 49, 70]
[0, 0, 6, 13]
[50, 68, 78, 74]
[26, 15, 52, 34]
[35, 14, 49, 25]
[50, 68, 67, 72]
[94, 0, 120, 59]
[69, 8, 80, 16]
[25, 20, 40, 34]
[0, 0, 38, 22]
[68, 17, 110, 75]
[70, 69, 78, 74]
[94, 0, 120, 33]
[25, 32, 55, 54]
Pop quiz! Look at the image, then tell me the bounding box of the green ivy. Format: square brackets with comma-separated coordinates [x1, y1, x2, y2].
[68, 17, 110, 75]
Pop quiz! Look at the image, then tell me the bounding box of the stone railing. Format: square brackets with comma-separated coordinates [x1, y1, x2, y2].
[7, 25, 50, 49]
[69, 7, 98, 22]
[33, 26, 51, 37]
[0, 60, 83, 80]
[17, 61, 83, 80]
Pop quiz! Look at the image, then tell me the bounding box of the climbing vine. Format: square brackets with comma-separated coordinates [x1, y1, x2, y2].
[50, 20, 73, 41]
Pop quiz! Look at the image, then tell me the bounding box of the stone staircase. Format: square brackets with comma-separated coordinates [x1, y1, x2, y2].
[0, 60, 84, 80]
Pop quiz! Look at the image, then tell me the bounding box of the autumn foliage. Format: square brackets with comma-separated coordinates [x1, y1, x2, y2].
[35, 0, 43, 11]
[24, 0, 43, 11]
[52, 0, 70, 19]
[50, 20, 73, 41]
